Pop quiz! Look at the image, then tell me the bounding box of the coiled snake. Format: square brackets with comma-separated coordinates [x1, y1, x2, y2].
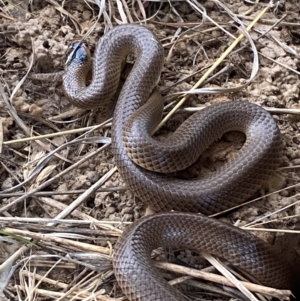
[60, 24, 294, 300]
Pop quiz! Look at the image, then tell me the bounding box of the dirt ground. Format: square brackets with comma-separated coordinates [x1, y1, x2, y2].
[1, 0, 300, 300]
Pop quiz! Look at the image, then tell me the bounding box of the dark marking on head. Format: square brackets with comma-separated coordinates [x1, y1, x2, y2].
[66, 41, 90, 66]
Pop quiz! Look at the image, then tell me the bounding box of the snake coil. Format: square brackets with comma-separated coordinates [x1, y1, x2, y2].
[62, 24, 294, 300]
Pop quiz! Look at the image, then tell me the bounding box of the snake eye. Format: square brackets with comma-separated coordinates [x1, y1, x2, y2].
[66, 41, 89, 66]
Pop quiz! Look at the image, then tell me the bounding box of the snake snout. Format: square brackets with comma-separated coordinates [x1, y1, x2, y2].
[66, 41, 90, 66]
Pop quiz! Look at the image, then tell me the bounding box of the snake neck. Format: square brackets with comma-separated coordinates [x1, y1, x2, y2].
[62, 24, 164, 112]
[62, 60, 92, 106]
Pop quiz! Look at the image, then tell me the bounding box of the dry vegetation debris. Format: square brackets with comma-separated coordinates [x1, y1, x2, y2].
[1, 0, 300, 300]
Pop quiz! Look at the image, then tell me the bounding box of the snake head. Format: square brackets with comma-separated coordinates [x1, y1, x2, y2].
[65, 41, 90, 67]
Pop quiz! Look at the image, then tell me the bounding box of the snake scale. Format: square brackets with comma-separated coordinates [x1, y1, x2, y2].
[60, 24, 295, 299]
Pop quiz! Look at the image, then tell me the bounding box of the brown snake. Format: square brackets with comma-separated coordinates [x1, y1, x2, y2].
[60, 25, 295, 299]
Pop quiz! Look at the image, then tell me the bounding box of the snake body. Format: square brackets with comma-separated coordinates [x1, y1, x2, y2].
[62, 24, 294, 299]
[114, 212, 293, 300]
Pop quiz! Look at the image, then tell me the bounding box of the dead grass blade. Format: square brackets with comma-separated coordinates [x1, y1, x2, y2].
[0, 144, 110, 214]
[154, 262, 292, 299]
[153, 1, 269, 132]
[46, 0, 81, 33]
[47, 166, 118, 226]
[0, 137, 110, 194]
